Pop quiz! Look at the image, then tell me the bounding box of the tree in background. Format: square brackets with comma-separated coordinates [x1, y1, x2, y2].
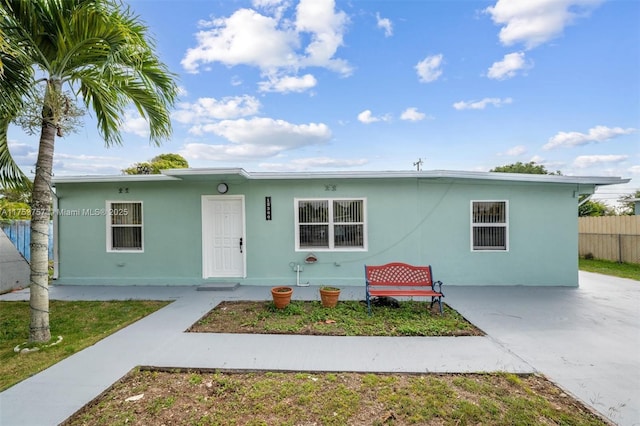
[122, 153, 189, 175]
[0, 0, 177, 343]
[1, 186, 30, 203]
[0, 187, 31, 220]
[618, 190, 640, 215]
[490, 162, 622, 216]
[490, 161, 561, 175]
[578, 196, 615, 217]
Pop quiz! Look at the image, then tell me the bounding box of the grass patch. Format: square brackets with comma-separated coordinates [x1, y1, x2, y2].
[579, 258, 640, 281]
[0, 300, 169, 391]
[188, 300, 483, 336]
[63, 369, 608, 426]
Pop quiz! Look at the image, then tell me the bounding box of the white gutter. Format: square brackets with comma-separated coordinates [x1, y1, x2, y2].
[52, 190, 59, 280]
[53, 168, 631, 187]
[162, 167, 250, 178]
[52, 174, 180, 184]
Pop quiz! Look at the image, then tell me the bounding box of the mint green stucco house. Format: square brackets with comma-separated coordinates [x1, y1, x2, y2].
[51, 169, 627, 287]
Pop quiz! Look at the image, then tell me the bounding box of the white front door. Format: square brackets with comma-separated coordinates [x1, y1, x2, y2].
[201, 195, 246, 278]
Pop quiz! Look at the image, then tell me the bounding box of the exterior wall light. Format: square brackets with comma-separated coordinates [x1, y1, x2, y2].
[217, 183, 229, 194]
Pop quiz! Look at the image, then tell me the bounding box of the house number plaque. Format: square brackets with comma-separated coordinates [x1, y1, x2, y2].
[265, 196, 272, 220]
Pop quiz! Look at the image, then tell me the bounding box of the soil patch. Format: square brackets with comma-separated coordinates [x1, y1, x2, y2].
[188, 300, 484, 336]
[61, 301, 609, 425]
[64, 369, 609, 425]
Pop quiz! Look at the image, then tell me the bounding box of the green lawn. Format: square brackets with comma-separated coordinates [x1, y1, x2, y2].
[579, 258, 640, 281]
[0, 300, 169, 391]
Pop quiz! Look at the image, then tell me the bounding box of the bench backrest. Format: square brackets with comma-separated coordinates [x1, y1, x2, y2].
[365, 262, 433, 287]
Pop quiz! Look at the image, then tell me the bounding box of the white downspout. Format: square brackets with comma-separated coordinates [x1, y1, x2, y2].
[52, 190, 59, 280]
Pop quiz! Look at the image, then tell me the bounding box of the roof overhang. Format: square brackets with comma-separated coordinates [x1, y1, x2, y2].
[52, 174, 180, 184]
[52, 167, 630, 188]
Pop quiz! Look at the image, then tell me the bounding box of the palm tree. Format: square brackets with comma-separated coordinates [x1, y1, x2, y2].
[0, 0, 177, 342]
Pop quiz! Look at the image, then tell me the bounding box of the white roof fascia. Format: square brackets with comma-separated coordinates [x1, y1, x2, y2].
[162, 168, 251, 178]
[52, 168, 630, 187]
[246, 169, 630, 186]
[52, 174, 180, 184]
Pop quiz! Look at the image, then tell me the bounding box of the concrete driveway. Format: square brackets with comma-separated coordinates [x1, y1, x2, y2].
[445, 271, 640, 426]
[0, 271, 638, 425]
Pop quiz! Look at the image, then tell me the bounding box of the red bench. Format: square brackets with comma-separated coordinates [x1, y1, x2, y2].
[365, 262, 444, 315]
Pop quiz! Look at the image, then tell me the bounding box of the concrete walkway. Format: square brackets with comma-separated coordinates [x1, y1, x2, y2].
[0, 271, 638, 426]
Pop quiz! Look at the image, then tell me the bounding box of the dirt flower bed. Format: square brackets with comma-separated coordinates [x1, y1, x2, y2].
[61, 301, 609, 425]
[63, 369, 608, 426]
[188, 300, 484, 336]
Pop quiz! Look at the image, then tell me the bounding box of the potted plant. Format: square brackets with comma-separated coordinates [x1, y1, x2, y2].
[271, 286, 293, 309]
[319, 286, 340, 308]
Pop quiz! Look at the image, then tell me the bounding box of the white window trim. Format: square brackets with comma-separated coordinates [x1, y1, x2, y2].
[106, 200, 144, 253]
[294, 197, 368, 252]
[470, 200, 509, 252]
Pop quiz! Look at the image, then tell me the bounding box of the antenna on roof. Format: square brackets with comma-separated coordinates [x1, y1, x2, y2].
[413, 158, 423, 171]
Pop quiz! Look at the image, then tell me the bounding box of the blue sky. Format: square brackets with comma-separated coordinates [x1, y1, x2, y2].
[7, 0, 640, 203]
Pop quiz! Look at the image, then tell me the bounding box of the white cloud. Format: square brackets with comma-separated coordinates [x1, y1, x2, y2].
[485, 0, 604, 49]
[628, 165, 640, 175]
[120, 111, 149, 138]
[182, 1, 352, 77]
[180, 117, 331, 162]
[573, 154, 629, 168]
[501, 145, 527, 156]
[253, 0, 286, 6]
[177, 86, 189, 97]
[173, 96, 261, 125]
[188, 117, 331, 147]
[52, 153, 128, 175]
[180, 142, 281, 160]
[252, 0, 290, 20]
[260, 157, 368, 171]
[7, 140, 35, 157]
[400, 107, 426, 122]
[6, 140, 37, 171]
[415, 54, 444, 83]
[453, 97, 513, 110]
[376, 13, 393, 37]
[258, 74, 317, 93]
[543, 125, 637, 150]
[182, 9, 297, 73]
[357, 110, 377, 124]
[487, 52, 530, 80]
[230, 76, 243, 86]
[357, 110, 390, 124]
[296, 0, 351, 73]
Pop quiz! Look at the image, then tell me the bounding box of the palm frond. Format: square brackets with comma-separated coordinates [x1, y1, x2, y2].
[0, 118, 31, 190]
[72, 4, 177, 146]
[1, 0, 177, 148]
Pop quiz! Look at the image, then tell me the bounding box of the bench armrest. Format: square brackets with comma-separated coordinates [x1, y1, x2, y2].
[432, 280, 444, 295]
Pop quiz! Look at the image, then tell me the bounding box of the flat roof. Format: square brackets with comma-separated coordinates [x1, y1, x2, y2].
[52, 168, 630, 186]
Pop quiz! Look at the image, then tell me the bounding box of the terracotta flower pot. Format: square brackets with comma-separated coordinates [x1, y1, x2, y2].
[271, 286, 293, 309]
[319, 287, 340, 308]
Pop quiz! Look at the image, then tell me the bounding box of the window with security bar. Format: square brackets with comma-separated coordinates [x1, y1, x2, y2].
[471, 201, 508, 251]
[107, 201, 143, 252]
[296, 198, 366, 251]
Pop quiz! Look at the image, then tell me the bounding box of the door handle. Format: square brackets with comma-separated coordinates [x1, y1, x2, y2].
[239, 237, 243, 253]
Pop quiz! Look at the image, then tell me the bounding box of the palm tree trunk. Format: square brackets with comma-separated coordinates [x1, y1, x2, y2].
[29, 80, 58, 343]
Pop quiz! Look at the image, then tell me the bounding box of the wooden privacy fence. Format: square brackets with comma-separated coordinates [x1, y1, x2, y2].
[578, 216, 640, 264]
